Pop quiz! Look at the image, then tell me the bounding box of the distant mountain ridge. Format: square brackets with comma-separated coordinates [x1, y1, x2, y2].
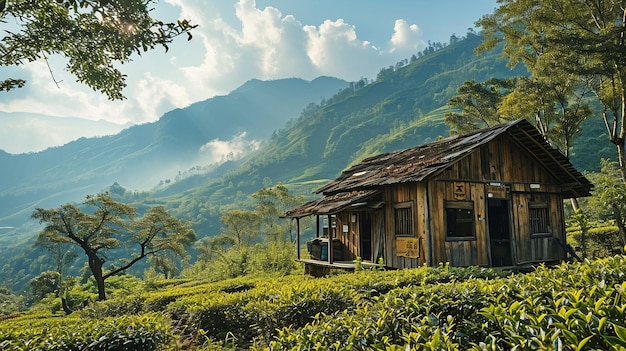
[0, 112, 132, 154]
[0, 76, 348, 230]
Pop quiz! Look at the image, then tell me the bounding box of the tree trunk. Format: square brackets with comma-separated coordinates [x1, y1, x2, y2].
[618, 69, 626, 182]
[570, 198, 579, 211]
[87, 253, 106, 301]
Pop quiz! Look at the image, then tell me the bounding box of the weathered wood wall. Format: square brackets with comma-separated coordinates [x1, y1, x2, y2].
[332, 134, 567, 269]
[426, 135, 566, 267]
[380, 183, 427, 269]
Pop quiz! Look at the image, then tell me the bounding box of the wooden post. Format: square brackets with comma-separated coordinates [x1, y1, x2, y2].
[296, 218, 301, 260]
[316, 216, 320, 238]
[327, 214, 333, 264]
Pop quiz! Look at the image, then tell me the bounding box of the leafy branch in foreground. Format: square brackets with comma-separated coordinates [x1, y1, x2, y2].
[0, 0, 196, 99]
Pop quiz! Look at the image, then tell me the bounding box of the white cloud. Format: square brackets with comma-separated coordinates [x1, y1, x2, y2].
[304, 19, 387, 81]
[199, 132, 261, 164]
[389, 19, 424, 55]
[0, 0, 429, 135]
[135, 73, 192, 123]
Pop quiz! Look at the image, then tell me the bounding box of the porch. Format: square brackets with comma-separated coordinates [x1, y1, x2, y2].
[297, 258, 383, 277]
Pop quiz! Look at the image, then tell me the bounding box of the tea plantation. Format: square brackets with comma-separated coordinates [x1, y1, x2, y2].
[1, 255, 625, 350]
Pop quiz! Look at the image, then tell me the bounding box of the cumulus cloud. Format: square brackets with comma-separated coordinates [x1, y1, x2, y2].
[0, 0, 427, 133]
[135, 73, 192, 124]
[389, 19, 425, 55]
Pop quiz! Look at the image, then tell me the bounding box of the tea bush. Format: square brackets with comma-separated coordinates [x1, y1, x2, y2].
[262, 256, 626, 350]
[1, 258, 623, 350]
[0, 313, 171, 350]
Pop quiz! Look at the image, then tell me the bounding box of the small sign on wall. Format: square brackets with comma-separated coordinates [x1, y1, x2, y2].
[396, 237, 419, 258]
[454, 182, 466, 200]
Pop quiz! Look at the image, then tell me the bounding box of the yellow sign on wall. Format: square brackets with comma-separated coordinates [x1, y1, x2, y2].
[396, 237, 419, 258]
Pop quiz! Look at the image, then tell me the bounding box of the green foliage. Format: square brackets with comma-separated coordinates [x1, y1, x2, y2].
[4, 259, 625, 350]
[0, 287, 26, 316]
[31, 193, 196, 300]
[0, 313, 171, 350]
[567, 220, 623, 259]
[478, 0, 626, 178]
[445, 78, 516, 134]
[1, 0, 196, 99]
[265, 257, 626, 350]
[29, 271, 61, 301]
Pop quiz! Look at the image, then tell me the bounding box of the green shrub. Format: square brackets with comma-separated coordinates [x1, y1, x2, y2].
[0, 313, 171, 350]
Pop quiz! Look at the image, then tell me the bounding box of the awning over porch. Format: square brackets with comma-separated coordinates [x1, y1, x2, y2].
[284, 189, 382, 218]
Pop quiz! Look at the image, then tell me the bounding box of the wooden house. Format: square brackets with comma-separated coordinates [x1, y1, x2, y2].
[285, 119, 592, 272]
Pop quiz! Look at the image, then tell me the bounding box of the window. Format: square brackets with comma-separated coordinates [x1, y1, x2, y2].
[445, 201, 475, 240]
[529, 202, 551, 237]
[394, 202, 414, 237]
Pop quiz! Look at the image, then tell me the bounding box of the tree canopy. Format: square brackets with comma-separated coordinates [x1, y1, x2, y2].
[31, 193, 196, 300]
[476, 0, 626, 178]
[0, 0, 196, 99]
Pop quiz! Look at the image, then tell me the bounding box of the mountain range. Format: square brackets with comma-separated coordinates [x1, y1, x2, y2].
[0, 112, 132, 154]
[0, 32, 616, 291]
[0, 76, 347, 231]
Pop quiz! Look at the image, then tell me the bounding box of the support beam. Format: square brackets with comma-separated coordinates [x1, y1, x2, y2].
[296, 218, 301, 260]
[316, 216, 320, 238]
[327, 214, 333, 264]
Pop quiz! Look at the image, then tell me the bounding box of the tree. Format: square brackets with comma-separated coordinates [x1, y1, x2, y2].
[477, 0, 626, 180]
[252, 185, 305, 244]
[445, 78, 516, 134]
[588, 159, 626, 249]
[29, 271, 61, 301]
[34, 235, 78, 278]
[447, 75, 592, 212]
[1, 0, 196, 99]
[31, 193, 196, 300]
[219, 209, 261, 251]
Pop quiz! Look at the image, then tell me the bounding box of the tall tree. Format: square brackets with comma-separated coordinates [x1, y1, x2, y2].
[219, 209, 261, 251]
[445, 78, 516, 134]
[31, 193, 196, 300]
[588, 159, 626, 248]
[477, 0, 626, 179]
[0, 0, 196, 99]
[252, 185, 305, 243]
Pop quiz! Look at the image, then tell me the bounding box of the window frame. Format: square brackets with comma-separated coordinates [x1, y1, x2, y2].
[529, 201, 551, 238]
[445, 200, 476, 241]
[393, 201, 414, 237]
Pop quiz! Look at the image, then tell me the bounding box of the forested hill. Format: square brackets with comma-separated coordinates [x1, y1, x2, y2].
[157, 32, 614, 237]
[157, 33, 527, 218]
[0, 76, 347, 230]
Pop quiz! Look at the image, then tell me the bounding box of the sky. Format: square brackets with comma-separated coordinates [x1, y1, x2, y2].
[0, 0, 498, 153]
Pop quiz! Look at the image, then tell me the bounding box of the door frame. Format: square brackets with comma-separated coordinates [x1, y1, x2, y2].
[486, 197, 516, 267]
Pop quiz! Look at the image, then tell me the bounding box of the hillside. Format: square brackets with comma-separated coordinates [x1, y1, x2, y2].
[0, 33, 617, 293]
[154, 33, 615, 237]
[151, 33, 527, 231]
[0, 77, 347, 232]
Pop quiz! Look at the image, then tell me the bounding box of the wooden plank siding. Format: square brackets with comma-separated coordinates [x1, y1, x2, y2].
[382, 183, 424, 269]
[287, 121, 590, 272]
[425, 135, 567, 267]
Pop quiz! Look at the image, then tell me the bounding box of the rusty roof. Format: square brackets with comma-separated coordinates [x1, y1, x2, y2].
[285, 119, 593, 218]
[284, 190, 381, 218]
[320, 119, 591, 196]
